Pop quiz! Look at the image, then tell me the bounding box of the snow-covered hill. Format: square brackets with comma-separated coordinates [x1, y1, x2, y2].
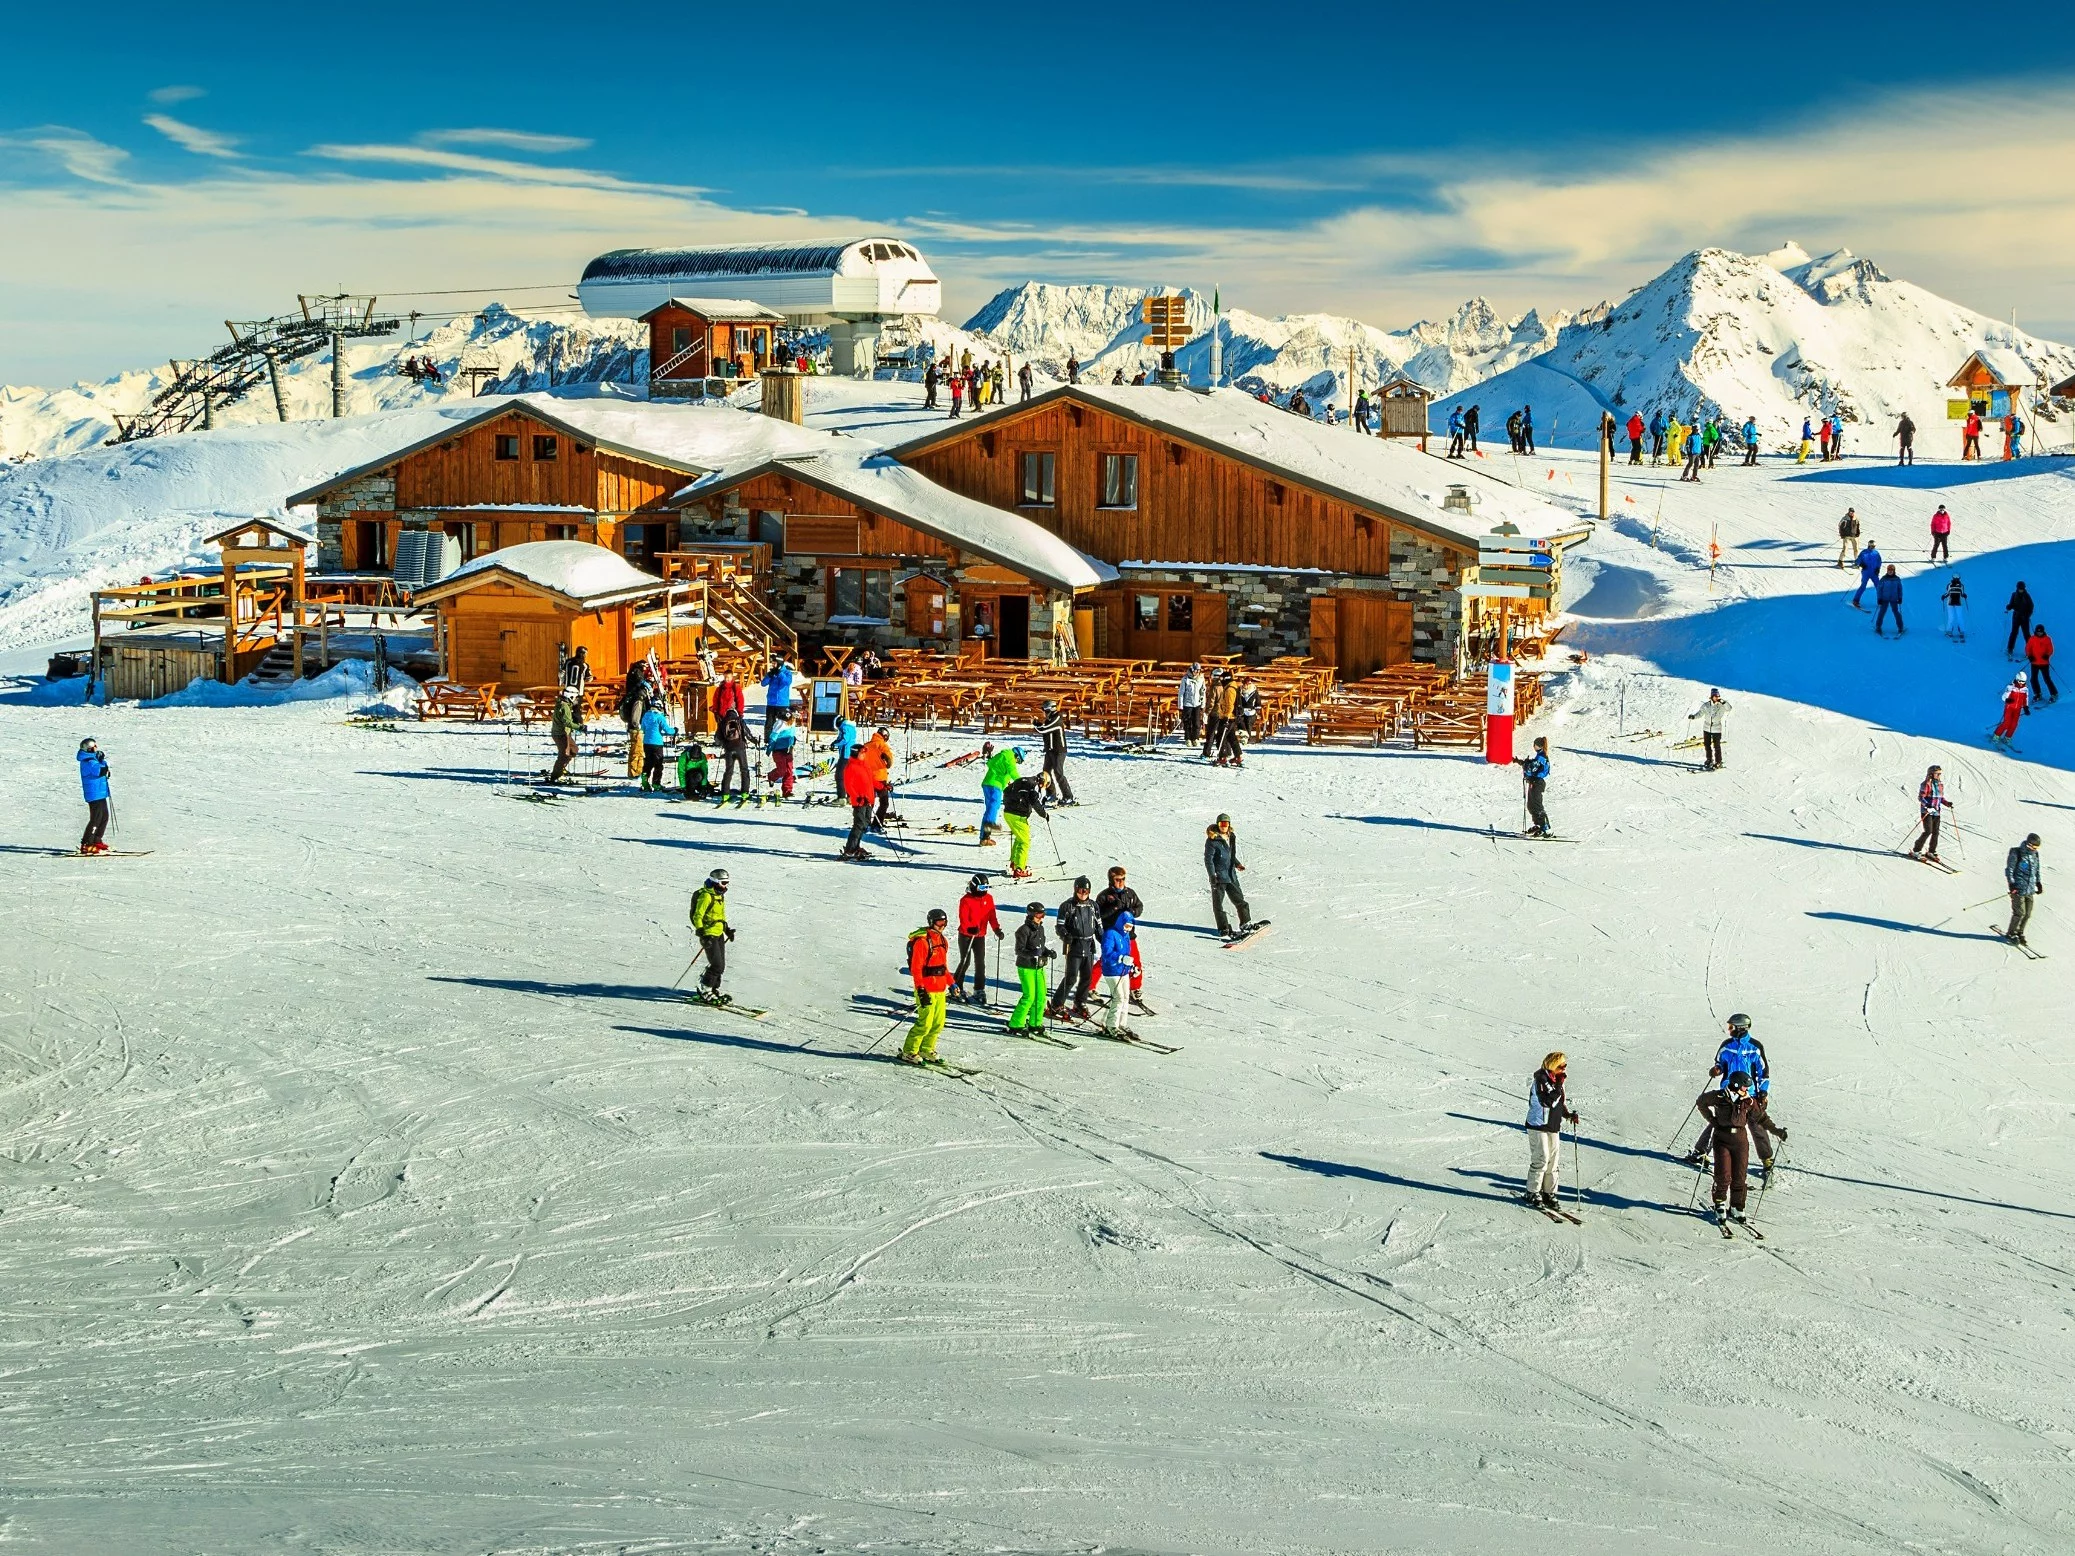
[0, 306, 646, 463]
[1436, 243, 2075, 448]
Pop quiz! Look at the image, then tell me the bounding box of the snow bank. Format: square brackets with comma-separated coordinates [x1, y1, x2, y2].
[140, 658, 415, 710]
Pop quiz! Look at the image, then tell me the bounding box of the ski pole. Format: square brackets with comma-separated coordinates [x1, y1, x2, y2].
[673, 942, 709, 989]
[1687, 1153, 1706, 1213]
[1959, 893, 2007, 913]
[1570, 1121, 1582, 1214]
[864, 999, 913, 1055]
[1752, 1140, 1785, 1224]
[1664, 1097, 1697, 1153]
[1043, 812, 1065, 867]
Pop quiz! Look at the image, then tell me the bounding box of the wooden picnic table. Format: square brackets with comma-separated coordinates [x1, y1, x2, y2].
[416, 680, 500, 721]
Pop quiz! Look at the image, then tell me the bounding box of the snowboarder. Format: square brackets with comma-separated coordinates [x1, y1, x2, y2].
[760, 656, 797, 738]
[2026, 625, 2058, 703]
[839, 746, 878, 860]
[2005, 834, 2044, 945]
[1687, 688, 1731, 769]
[715, 706, 752, 797]
[1049, 877, 1100, 1023]
[1523, 1052, 1578, 1210]
[1894, 411, 1916, 466]
[1873, 566, 1905, 637]
[75, 737, 112, 854]
[979, 740, 1017, 846]
[1008, 901, 1056, 1038]
[547, 688, 581, 784]
[2006, 581, 2036, 658]
[1911, 765, 1953, 863]
[1096, 911, 1138, 1036]
[1929, 504, 1953, 563]
[639, 700, 677, 791]
[1034, 700, 1076, 804]
[1697, 1071, 1763, 1223]
[1001, 766, 1048, 879]
[1177, 664, 1206, 745]
[1943, 576, 1968, 641]
[765, 711, 798, 800]
[953, 873, 1003, 1005]
[1205, 820, 1253, 940]
[1836, 508, 1860, 569]
[1518, 736, 1552, 837]
[900, 909, 953, 1065]
[687, 869, 734, 1004]
[1850, 542, 1883, 608]
[1993, 672, 2029, 748]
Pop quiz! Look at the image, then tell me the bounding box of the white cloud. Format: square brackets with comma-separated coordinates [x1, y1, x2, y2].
[0, 128, 129, 185]
[419, 128, 592, 154]
[306, 141, 703, 195]
[148, 85, 206, 105]
[144, 114, 242, 160]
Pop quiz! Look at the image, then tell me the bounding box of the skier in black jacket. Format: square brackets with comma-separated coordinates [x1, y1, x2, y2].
[1095, 864, 1150, 1014]
[1008, 901, 1055, 1036]
[1049, 877, 1099, 1022]
[1033, 700, 1076, 804]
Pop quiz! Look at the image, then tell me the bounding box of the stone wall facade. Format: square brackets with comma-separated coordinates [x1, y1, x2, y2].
[313, 474, 397, 572]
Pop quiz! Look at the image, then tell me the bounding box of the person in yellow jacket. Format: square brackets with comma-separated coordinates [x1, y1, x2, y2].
[1665, 417, 1686, 466]
[687, 869, 734, 1006]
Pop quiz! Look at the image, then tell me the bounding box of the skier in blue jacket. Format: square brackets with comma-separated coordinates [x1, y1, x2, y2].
[1446, 406, 1466, 459]
[760, 658, 796, 738]
[1851, 542, 1883, 608]
[76, 737, 112, 854]
[1096, 911, 1138, 1035]
[638, 704, 676, 791]
[1873, 566, 1905, 636]
[1740, 417, 1759, 466]
[1684, 1014, 1787, 1176]
[1517, 737, 1552, 837]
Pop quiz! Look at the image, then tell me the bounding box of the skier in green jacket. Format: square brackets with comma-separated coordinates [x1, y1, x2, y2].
[980, 741, 1020, 847]
[688, 869, 735, 1004]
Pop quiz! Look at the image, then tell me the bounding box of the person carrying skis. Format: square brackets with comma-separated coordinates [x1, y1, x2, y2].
[2026, 625, 2058, 703]
[760, 656, 797, 738]
[1836, 508, 1860, 569]
[765, 710, 798, 800]
[953, 873, 1004, 1005]
[900, 909, 953, 1065]
[1205, 820, 1252, 940]
[1517, 736, 1552, 837]
[1894, 411, 1916, 466]
[1911, 765, 1953, 863]
[75, 737, 112, 854]
[1008, 901, 1056, 1038]
[1993, 672, 2029, 749]
[1096, 910, 1138, 1037]
[979, 740, 1017, 847]
[839, 746, 878, 860]
[1001, 766, 1048, 879]
[1943, 576, 1968, 640]
[1050, 876, 1100, 1023]
[1523, 1052, 1578, 1211]
[1687, 688, 1731, 769]
[639, 700, 677, 791]
[1034, 700, 1076, 804]
[1177, 664, 1206, 745]
[687, 869, 735, 1004]
[2005, 833, 2044, 945]
[1929, 504, 1953, 563]
[1850, 541, 1883, 608]
[1697, 1071, 1763, 1224]
[2005, 581, 2036, 658]
[1626, 411, 1645, 463]
[1873, 566, 1905, 637]
[547, 688, 581, 784]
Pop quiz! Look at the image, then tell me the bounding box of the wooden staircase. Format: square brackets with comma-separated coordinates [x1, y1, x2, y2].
[245, 641, 302, 690]
[699, 580, 797, 668]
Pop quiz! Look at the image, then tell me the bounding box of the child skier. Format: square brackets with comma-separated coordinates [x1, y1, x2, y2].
[901, 909, 953, 1064]
[687, 869, 734, 1005]
[1943, 576, 1967, 641]
[76, 737, 112, 854]
[1523, 1052, 1578, 1211]
[1993, 672, 2029, 748]
[1008, 901, 1056, 1039]
[1096, 911, 1138, 1036]
[765, 711, 798, 801]
[953, 873, 1004, 1005]
[1518, 737, 1552, 836]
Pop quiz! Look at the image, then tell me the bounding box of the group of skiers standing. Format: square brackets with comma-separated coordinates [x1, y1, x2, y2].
[1175, 664, 1257, 765]
[1445, 403, 1537, 459]
[924, 352, 1024, 416]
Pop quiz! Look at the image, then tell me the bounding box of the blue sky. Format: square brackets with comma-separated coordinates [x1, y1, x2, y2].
[5, 1, 2075, 384]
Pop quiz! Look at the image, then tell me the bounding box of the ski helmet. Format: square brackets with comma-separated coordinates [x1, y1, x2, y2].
[1726, 1013, 1750, 1033]
[1726, 1070, 1753, 1093]
[706, 869, 729, 888]
[927, 908, 948, 925]
[1025, 900, 1046, 916]
[1073, 875, 1091, 891]
[1043, 699, 1058, 713]
[967, 873, 991, 894]
[1011, 746, 1027, 762]
[2017, 671, 2029, 684]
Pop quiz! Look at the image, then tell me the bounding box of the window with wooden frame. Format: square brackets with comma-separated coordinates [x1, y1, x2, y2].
[828, 566, 892, 622]
[546, 524, 579, 541]
[1134, 594, 1160, 632]
[1019, 451, 1056, 507]
[532, 435, 559, 461]
[672, 327, 693, 354]
[494, 434, 519, 461]
[1099, 453, 1139, 510]
[446, 521, 477, 561]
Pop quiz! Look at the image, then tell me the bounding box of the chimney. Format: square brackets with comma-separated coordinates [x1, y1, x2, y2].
[760, 367, 804, 424]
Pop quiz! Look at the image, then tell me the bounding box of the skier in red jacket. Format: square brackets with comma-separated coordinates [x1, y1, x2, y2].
[1993, 672, 2030, 747]
[839, 745, 879, 860]
[902, 909, 953, 1064]
[953, 873, 1004, 1005]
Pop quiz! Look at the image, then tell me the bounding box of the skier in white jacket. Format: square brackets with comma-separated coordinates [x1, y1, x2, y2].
[1688, 688, 1732, 770]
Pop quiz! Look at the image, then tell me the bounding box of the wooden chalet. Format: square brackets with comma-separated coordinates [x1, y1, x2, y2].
[411, 540, 684, 691]
[876, 383, 1581, 675]
[1946, 348, 2039, 420]
[641, 298, 786, 399]
[682, 449, 1118, 660]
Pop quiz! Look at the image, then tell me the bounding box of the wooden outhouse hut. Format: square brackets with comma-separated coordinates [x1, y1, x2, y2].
[1375, 371, 1435, 450]
[411, 540, 681, 691]
[1946, 349, 2039, 421]
[641, 298, 786, 398]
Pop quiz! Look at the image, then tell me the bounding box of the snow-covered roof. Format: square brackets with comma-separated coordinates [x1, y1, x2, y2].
[1950, 348, 2037, 389]
[411, 540, 672, 610]
[889, 385, 1579, 549]
[639, 298, 785, 323]
[686, 449, 1117, 594]
[205, 517, 315, 548]
[284, 393, 834, 505]
[728, 377, 976, 451]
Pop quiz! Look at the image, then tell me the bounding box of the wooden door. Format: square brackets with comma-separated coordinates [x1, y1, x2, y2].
[1189, 591, 1227, 662]
[498, 621, 561, 688]
[1309, 595, 1339, 671]
[1335, 595, 1414, 679]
